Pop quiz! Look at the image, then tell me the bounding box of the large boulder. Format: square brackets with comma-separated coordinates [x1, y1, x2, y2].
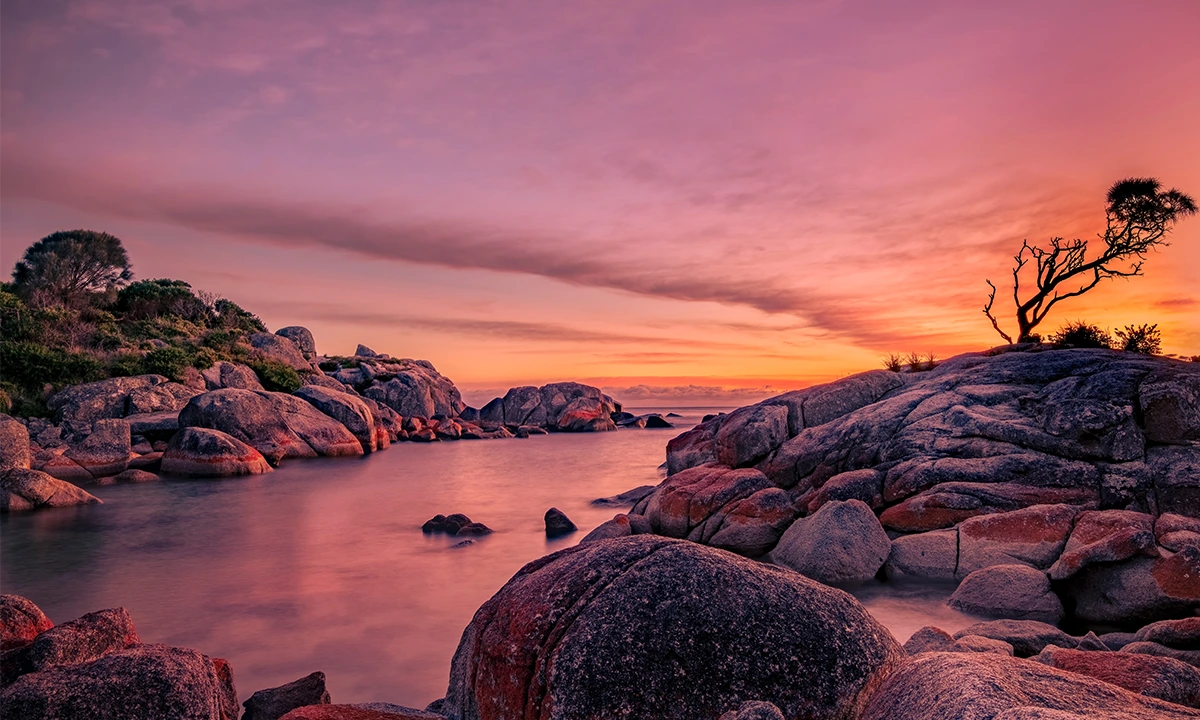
[294, 386, 387, 453]
[638, 464, 773, 542]
[179, 389, 361, 462]
[1, 607, 140, 684]
[1034, 645, 1200, 708]
[161, 428, 272, 477]
[715, 405, 788, 468]
[442, 536, 903, 720]
[500, 386, 544, 427]
[947, 564, 1064, 624]
[538, 382, 615, 429]
[1, 468, 101, 511]
[1063, 546, 1200, 624]
[1140, 368, 1200, 444]
[1048, 509, 1159, 580]
[553, 396, 616, 432]
[771, 499, 891, 584]
[249, 333, 311, 371]
[0, 643, 238, 720]
[47, 375, 168, 432]
[64, 418, 131, 479]
[859, 652, 1199, 720]
[275, 327, 317, 360]
[0, 416, 31, 471]
[0, 595, 53, 652]
[243, 671, 331, 720]
[706, 488, 795, 556]
[201, 362, 265, 392]
[955, 504, 1080, 577]
[885, 529, 958, 580]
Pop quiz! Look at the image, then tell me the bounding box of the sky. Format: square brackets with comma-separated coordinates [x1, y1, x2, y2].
[3, 0, 1198, 406]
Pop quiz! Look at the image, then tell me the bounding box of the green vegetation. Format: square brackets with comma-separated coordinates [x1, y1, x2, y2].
[247, 359, 302, 393]
[2, 231, 277, 417]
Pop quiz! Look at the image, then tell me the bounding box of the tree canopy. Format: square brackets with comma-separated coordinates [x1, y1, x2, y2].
[11, 230, 133, 308]
[984, 178, 1195, 343]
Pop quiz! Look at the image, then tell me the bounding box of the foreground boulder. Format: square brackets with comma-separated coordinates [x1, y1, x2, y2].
[442, 536, 903, 720]
[947, 564, 1064, 624]
[294, 386, 388, 453]
[161, 428, 272, 477]
[1, 467, 101, 511]
[1035, 645, 1200, 708]
[243, 671, 331, 720]
[859, 652, 1200, 720]
[0, 595, 53, 652]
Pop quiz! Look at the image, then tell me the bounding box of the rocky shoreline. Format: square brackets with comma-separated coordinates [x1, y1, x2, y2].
[3, 343, 1199, 718]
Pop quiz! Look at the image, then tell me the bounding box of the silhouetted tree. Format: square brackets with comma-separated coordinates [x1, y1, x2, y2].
[984, 178, 1195, 343]
[11, 230, 133, 308]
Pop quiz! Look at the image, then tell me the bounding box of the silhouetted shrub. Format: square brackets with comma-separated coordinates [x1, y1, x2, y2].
[248, 358, 302, 393]
[1050, 321, 1112, 349]
[1114, 324, 1161, 355]
[882, 354, 903, 372]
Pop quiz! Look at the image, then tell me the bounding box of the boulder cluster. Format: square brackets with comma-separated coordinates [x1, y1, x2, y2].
[588, 347, 1199, 631]
[2, 328, 649, 498]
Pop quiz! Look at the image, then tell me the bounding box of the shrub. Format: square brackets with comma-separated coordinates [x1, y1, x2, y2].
[191, 347, 219, 369]
[141, 346, 191, 380]
[1050, 321, 1112, 349]
[248, 358, 302, 393]
[0, 341, 105, 391]
[1114, 324, 1161, 355]
[109, 352, 145, 377]
[882, 354, 903, 372]
[116, 279, 209, 322]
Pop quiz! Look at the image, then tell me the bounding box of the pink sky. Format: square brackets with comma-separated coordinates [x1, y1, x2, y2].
[3, 0, 1198, 405]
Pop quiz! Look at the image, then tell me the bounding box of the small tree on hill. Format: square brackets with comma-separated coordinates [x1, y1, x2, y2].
[11, 230, 133, 308]
[984, 178, 1195, 343]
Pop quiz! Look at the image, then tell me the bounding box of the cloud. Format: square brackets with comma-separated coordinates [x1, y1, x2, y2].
[1155, 298, 1198, 308]
[601, 384, 781, 407]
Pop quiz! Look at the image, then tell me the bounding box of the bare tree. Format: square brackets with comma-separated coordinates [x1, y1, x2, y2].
[984, 178, 1195, 344]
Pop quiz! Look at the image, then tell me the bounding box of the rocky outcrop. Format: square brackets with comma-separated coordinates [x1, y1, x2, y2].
[276, 327, 317, 360]
[63, 418, 131, 479]
[1, 467, 101, 511]
[0, 598, 237, 720]
[0, 595, 53, 652]
[1062, 545, 1200, 625]
[250, 333, 312, 371]
[0, 416, 31, 471]
[442, 536, 903, 720]
[476, 382, 619, 432]
[202, 362, 265, 392]
[859, 652, 1200, 720]
[47, 375, 200, 433]
[771, 499, 890, 584]
[243, 671, 331, 720]
[161, 428, 273, 477]
[294, 386, 388, 453]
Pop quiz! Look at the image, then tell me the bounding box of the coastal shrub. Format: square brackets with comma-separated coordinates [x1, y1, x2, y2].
[248, 358, 302, 393]
[108, 352, 145, 377]
[140, 346, 191, 381]
[1114, 324, 1161, 355]
[1050, 321, 1112, 349]
[116, 279, 209, 322]
[0, 341, 105, 392]
[191, 347, 219, 369]
[882, 354, 903, 372]
[212, 299, 266, 333]
[10, 230, 133, 309]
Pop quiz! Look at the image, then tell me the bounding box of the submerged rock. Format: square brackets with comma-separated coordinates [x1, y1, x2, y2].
[442, 536, 903, 720]
[543, 508, 577, 537]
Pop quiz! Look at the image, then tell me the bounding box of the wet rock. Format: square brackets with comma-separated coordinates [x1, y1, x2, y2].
[903, 626, 956, 655]
[0, 595, 53, 653]
[275, 327, 317, 360]
[955, 503, 1080, 577]
[590, 485, 656, 507]
[0, 416, 31, 471]
[243, 671, 331, 720]
[885, 529, 958, 580]
[0, 643, 238, 720]
[1048, 509, 1159, 581]
[859, 651, 1198, 720]
[1063, 546, 1200, 624]
[544, 508, 576, 538]
[201, 362, 266, 392]
[1035, 645, 1200, 708]
[161, 428, 273, 477]
[948, 564, 1064, 624]
[953, 619, 1078, 658]
[772, 499, 890, 584]
[1, 467, 101, 511]
[65, 418, 131, 479]
[423, 514, 477, 534]
[96, 469, 159, 485]
[442, 536, 904, 720]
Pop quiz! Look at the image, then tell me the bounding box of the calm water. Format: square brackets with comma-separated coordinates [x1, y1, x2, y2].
[1, 408, 977, 707]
